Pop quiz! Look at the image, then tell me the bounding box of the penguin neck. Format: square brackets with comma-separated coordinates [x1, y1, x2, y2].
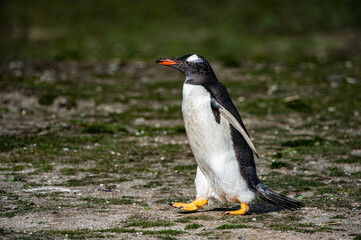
[185, 72, 218, 86]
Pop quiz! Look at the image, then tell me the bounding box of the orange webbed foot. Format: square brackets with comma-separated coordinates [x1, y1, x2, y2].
[223, 202, 249, 215]
[171, 198, 208, 212]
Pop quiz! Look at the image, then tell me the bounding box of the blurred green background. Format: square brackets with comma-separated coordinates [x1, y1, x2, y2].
[1, 0, 360, 63]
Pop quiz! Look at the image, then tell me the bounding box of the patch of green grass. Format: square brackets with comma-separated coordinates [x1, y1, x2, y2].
[157, 236, 178, 240]
[290, 158, 306, 163]
[82, 122, 116, 134]
[99, 228, 137, 234]
[38, 94, 57, 106]
[284, 99, 312, 113]
[285, 215, 302, 222]
[350, 171, 361, 179]
[0, 107, 9, 115]
[176, 217, 192, 224]
[334, 155, 361, 164]
[62, 175, 98, 186]
[173, 165, 197, 171]
[323, 167, 346, 177]
[0, 135, 36, 153]
[0, 134, 103, 157]
[307, 190, 354, 209]
[216, 224, 251, 229]
[315, 187, 339, 195]
[34, 164, 53, 173]
[268, 222, 333, 233]
[270, 161, 290, 169]
[7, 175, 25, 182]
[124, 219, 173, 228]
[262, 174, 325, 192]
[268, 223, 294, 231]
[30, 192, 62, 198]
[185, 223, 203, 230]
[331, 214, 347, 219]
[60, 168, 77, 175]
[271, 152, 283, 158]
[142, 229, 185, 235]
[176, 215, 215, 223]
[0, 200, 37, 218]
[281, 136, 327, 147]
[6, 192, 19, 199]
[0, 167, 11, 171]
[12, 165, 26, 171]
[240, 98, 289, 115]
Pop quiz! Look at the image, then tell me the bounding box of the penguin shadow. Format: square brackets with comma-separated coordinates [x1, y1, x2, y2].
[171, 202, 282, 215]
[209, 202, 282, 215]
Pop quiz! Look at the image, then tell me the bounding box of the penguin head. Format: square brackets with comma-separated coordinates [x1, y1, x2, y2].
[156, 54, 216, 83]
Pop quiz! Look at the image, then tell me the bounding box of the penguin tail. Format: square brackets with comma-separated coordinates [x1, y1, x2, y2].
[256, 183, 304, 211]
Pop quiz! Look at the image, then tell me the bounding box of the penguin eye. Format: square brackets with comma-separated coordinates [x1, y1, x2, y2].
[185, 61, 190, 65]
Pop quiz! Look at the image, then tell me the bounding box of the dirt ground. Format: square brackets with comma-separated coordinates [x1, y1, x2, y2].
[0, 60, 360, 239]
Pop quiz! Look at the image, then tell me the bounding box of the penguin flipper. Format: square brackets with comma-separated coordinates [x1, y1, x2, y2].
[211, 98, 259, 159]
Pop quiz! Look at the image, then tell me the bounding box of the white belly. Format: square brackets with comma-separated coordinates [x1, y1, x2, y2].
[182, 83, 255, 203]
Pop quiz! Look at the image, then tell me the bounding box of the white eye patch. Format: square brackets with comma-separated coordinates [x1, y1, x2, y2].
[186, 54, 202, 63]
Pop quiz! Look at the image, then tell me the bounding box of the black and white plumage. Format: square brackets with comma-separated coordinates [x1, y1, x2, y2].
[156, 54, 303, 213]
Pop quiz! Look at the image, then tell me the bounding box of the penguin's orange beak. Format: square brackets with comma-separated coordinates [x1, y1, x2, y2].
[156, 59, 180, 65]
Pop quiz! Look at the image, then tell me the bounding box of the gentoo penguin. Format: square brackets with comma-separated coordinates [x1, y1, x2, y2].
[156, 54, 304, 215]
